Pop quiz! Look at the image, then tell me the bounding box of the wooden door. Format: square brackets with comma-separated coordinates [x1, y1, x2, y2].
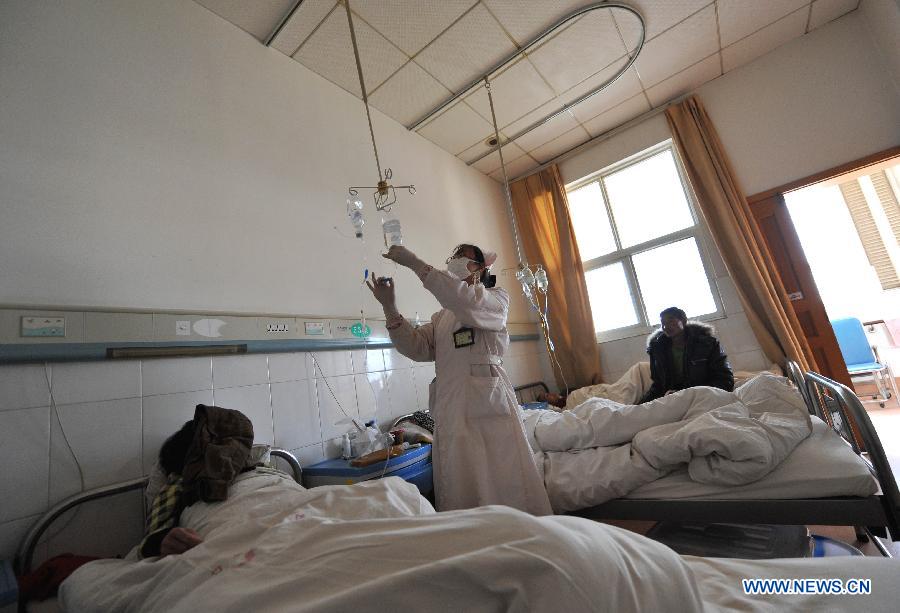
[749, 194, 852, 388]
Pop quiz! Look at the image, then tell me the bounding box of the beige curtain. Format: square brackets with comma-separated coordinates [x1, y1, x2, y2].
[665, 95, 816, 372]
[509, 165, 602, 389]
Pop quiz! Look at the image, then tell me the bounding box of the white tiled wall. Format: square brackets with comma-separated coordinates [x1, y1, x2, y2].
[0, 341, 546, 562]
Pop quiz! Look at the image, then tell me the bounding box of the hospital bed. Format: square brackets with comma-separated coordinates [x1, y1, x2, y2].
[10, 409, 900, 612]
[564, 366, 900, 558]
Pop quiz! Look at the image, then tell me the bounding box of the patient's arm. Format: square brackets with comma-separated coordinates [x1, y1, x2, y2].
[160, 527, 203, 556]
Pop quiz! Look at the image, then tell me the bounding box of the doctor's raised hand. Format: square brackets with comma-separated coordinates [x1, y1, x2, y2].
[382, 245, 428, 273]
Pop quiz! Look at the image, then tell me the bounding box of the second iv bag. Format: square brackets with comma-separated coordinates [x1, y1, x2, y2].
[382, 213, 403, 247]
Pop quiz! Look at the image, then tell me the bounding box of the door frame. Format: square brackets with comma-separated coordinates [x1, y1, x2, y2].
[747, 145, 900, 382]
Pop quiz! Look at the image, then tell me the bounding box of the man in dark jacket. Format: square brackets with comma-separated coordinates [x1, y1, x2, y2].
[639, 306, 734, 403]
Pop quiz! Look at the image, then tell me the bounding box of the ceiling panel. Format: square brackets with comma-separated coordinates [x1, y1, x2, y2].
[194, 0, 299, 41]
[583, 93, 652, 138]
[632, 5, 718, 87]
[562, 62, 644, 124]
[526, 8, 628, 94]
[482, 0, 593, 46]
[293, 9, 407, 97]
[418, 102, 496, 156]
[529, 125, 591, 163]
[808, 0, 859, 30]
[721, 8, 807, 73]
[471, 143, 528, 174]
[369, 62, 452, 127]
[489, 154, 541, 182]
[269, 0, 336, 56]
[646, 53, 721, 107]
[465, 59, 557, 130]
[613, 0, 711, 43]
[509, 108, 580, 152]
[414, 3, 517, 93]
[718, 0, 809, 46]
[351, 0, 476, 55]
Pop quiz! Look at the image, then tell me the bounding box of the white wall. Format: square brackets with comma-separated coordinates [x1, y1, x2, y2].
[0, 0, 529, 322]
[858, 0, 900, 100]
[697, 10, 900, 196]
[557, 10, 900, 383]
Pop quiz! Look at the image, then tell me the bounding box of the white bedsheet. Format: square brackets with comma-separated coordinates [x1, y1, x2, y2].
[58, 474, 900, 613]
[59, 474, 703, 613]
[527, 375, 814, 512]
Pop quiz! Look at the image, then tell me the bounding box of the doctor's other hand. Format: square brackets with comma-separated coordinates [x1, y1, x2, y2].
[160, 527, 203, 557]
[366, 277, 396, 310]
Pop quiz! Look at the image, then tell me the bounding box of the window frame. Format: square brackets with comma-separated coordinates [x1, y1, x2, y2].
[566, 140, 724, 343]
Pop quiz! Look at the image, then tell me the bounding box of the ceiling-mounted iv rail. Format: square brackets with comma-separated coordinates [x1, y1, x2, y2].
[408, 2, 645, 166]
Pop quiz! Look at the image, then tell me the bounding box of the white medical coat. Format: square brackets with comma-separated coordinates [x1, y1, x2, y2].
[389, 268, 552, 515]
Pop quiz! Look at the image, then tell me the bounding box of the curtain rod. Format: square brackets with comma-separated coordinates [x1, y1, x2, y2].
[506, 92, 692, 184]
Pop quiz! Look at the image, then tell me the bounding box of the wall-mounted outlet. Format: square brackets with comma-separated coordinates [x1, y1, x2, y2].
[265, 323, 290, 333]
[304, 321, 326, 336]
[22, 316, 65, 337]
[175, 320, 191, 336]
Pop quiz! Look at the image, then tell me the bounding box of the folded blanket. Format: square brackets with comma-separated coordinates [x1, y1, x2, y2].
[524, 374, 812, 512]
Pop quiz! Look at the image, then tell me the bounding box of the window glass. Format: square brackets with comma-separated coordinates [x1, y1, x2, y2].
[585, 262, 639, 332]
[603, 150, 694, 247]
[632, 238, 717, 320]
[567, 182, 617, 260]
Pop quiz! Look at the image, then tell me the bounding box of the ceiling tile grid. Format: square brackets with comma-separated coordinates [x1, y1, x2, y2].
[525, 9, 628, 94]
[269, 0, 337, 56]
[717, 0, 809, 46]
[351, 0, 477, 56]
[413, 3, 517, 93]
[293, 8, 407, 97]
[721, 8, 808, 73]
[418, 103, 497, 156]
[368, 62, 453, 127]
[192, 0, 862, 182]
[808, 0, 860, 30]
[195, 0, 299, 41]
[582, 93, 652, 138]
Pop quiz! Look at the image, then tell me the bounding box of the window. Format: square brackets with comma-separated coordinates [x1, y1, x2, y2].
[567, 142, 722, 341]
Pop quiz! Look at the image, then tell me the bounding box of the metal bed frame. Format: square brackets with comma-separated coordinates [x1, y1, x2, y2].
[14, 448, 302, 576]
[570, 365, 899, 557]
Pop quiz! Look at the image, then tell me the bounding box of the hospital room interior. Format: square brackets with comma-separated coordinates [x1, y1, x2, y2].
[2, 0, 900, 610]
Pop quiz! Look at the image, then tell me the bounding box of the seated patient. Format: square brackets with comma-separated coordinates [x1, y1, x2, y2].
[640, 306, 733, 403]
[140, 404, 254, 558]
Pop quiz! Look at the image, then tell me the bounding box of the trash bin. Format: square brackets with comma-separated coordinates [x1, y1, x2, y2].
[646, 522, 812, 559]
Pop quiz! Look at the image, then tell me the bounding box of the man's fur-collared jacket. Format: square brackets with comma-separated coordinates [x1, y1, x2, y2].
[639, 321, 734, 403]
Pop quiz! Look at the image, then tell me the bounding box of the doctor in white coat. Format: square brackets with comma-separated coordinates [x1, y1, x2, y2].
[368, 244, 552, 515]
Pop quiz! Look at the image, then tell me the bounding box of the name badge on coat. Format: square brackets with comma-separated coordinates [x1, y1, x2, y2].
[453, 327, 474, 348]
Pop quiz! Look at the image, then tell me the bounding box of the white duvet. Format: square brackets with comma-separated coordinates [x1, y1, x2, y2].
[59, 472, 900, 613]
[524, 375, 813, 512]
[60, 473, 705, 613]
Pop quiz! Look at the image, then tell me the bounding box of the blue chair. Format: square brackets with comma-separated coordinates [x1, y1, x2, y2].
[831, 317, 899, 408]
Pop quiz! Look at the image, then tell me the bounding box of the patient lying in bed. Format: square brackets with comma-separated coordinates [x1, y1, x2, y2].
[523, 374, 813, 512]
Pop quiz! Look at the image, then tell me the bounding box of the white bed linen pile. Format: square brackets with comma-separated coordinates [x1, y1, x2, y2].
[59, 473, 704, 612]
[524, 374, 813, 512]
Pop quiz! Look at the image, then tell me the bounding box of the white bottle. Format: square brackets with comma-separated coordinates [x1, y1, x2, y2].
[347, 196, 364, 239]
[341, 433, 352, 459]
[382, 213, 403, 247]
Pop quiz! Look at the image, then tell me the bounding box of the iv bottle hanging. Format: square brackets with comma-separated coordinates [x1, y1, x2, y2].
[347, 195, 364, 239]
[382, 211, 403, 247]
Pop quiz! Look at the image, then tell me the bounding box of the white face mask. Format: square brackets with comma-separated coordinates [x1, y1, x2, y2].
[446, 257, 477, 281]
